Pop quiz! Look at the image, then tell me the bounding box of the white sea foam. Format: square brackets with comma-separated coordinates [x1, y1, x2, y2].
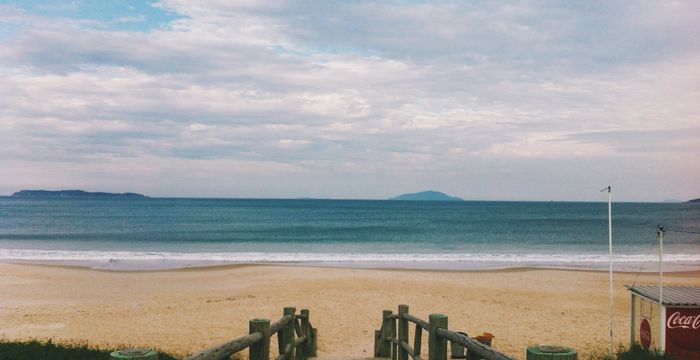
[1, 248, 700, 270]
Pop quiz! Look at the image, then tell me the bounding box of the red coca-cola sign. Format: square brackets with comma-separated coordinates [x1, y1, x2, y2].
[640, 318, 652, 349]
[666, 307, 700, 360]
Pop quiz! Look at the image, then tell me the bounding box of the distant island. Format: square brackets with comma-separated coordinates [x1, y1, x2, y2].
[689, 198, 700, 203]
[11, 190, 148, 199]
[389, 190, 463, 201]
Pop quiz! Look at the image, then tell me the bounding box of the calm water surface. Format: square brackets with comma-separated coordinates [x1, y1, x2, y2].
[0, 198, 698, 270]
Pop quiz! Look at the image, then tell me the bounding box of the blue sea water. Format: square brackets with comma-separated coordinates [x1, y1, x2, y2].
[0, 197, 698, 271]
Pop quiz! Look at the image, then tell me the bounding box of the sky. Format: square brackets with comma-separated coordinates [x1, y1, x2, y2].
[0, 1, 699, 201]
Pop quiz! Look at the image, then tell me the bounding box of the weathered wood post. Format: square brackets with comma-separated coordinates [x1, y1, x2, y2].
[249, 318, 271, 360]
[379, 310, 393, 358]
[450, 339, 465, 360]
[279, 307, 295, 360]
[414, 324, 422, 357]
[398, 305, 409, 360]
[308, 327, 318, 357]
[301, 309, 315, 357]
[391, 315, 397, 360]
[428, 314, 448, 360]
[374, 330, 382, 357]
[295, 322, 305, 360]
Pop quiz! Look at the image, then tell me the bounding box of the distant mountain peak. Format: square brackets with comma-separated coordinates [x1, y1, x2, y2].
[689, 197, 700, 203]
[389, 190, 463, 201]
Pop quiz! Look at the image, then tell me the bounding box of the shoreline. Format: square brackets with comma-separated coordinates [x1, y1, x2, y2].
[4, 259, 700, 286]
[2, 258, 700, 274]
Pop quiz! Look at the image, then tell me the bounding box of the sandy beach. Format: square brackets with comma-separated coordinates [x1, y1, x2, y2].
[0, 262, 698, 359]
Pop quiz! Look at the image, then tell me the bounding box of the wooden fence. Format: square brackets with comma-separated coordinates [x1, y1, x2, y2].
[374, 305, 515, 360]
[185, 307, 317, 360]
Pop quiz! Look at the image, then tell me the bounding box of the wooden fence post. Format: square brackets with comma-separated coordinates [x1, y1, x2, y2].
[295, 324, 305, 360]
[429, 314, 448, 360]
[379, 310, 393, 358]
[374, 330, 382, 357]
[279, 307, 295, 360]
[301, 309, 314, 357]
[398, 305, 409, 360]
[414, 324, 422, 357]
[390, 315, 397, 360]
[308, 327, 318, 357]
[249, 318, 271, 360]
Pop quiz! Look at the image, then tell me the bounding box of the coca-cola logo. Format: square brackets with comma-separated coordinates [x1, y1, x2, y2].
[665, 307, 700, 358]
[667, 311, 700, 330]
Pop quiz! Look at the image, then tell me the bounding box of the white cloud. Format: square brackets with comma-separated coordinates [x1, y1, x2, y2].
[0, 1, 698, 200]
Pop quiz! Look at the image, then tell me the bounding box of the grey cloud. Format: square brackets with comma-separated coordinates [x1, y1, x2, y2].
[559, 128, 700, 154]
[250, 1, 700, 74]
[0, 0, 698, 200]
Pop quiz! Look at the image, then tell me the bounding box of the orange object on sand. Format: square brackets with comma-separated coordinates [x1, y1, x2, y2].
[475, 332, 494, 346]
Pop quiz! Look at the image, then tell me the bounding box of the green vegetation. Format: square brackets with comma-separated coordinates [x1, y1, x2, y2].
[586, 344, 674, 360]
[0, 340, 178, 360]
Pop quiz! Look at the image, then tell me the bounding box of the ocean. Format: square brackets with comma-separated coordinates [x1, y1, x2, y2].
[0, 197, 698, 271]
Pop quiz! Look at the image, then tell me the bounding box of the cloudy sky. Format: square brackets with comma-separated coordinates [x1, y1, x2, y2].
[1, 1, 698, 201]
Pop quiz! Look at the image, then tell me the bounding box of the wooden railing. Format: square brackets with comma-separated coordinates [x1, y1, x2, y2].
[186, 307, 317, 360]
[374, 305, 515, 360]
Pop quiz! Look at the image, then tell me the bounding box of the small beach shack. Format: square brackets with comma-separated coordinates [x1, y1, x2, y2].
[627, 285, 700, 359]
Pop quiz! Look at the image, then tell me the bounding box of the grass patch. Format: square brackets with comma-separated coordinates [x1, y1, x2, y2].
[586, 343, 675, 360]
[0, 340, 178, 360]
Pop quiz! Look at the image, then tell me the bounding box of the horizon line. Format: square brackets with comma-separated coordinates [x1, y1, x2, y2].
[1, 194, 693, 204]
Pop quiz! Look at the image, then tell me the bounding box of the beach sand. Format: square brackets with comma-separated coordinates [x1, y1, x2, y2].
[0, 262, 698, 359]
